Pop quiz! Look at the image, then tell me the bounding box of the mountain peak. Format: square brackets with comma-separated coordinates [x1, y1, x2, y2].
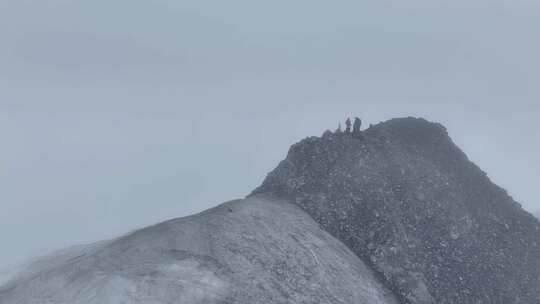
[253, 117, 540, 303]
[4, 117, 540, 304]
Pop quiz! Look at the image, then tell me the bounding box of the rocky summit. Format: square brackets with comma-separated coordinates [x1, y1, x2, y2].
[252, 117, 540, 304]
[2, 117, 539, 304]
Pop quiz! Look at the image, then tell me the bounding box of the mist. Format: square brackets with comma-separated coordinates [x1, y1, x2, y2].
[1, 0, 539, 272]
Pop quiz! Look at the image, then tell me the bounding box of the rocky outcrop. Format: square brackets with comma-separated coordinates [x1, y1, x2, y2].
[0, 196, 397, 304]
[253, 117, 540, 304]
[4, 116, 539, 304]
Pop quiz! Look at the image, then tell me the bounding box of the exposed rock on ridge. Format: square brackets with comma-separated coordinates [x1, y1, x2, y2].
[252, 117, 540, 304]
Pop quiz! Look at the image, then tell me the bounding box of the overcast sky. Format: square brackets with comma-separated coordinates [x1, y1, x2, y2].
[1, 0, 539, 271]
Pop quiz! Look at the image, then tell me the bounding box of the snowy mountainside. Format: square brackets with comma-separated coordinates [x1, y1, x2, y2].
[0, 195, 397, 304]
[3, 116, 539, 304]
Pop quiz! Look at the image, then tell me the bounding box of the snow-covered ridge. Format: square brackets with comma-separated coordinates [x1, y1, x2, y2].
[4, 117, 539, 304]
[0, 195, 397, 304]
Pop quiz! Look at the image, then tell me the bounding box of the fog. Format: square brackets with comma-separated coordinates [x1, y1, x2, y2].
[1, 0, 539, 271]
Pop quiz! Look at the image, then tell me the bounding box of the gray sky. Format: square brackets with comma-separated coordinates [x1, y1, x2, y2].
[1, 0, 539, 271]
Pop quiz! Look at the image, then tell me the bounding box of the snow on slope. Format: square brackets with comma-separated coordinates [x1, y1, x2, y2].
[0, 195, 397, 304]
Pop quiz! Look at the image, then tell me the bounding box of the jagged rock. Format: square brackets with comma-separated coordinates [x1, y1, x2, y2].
[3, 116, 539, 304]
[252, 117, 540, 304]
[0, 196, 397, 304]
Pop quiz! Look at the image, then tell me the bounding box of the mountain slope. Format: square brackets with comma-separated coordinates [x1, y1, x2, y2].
[253, 117, 540, 304]
[0, 196, 397, 304]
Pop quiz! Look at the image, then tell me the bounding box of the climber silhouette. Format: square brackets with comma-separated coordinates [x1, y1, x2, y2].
[345, 118, 352, 133]
[353, 117, 361, 134]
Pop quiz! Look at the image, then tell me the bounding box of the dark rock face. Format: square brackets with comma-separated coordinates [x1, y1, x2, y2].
[252, 117, 540, 304]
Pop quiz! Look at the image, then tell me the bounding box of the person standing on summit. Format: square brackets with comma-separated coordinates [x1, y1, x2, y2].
[353, 117, 362, 134]
[345, 118, 352, 133]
